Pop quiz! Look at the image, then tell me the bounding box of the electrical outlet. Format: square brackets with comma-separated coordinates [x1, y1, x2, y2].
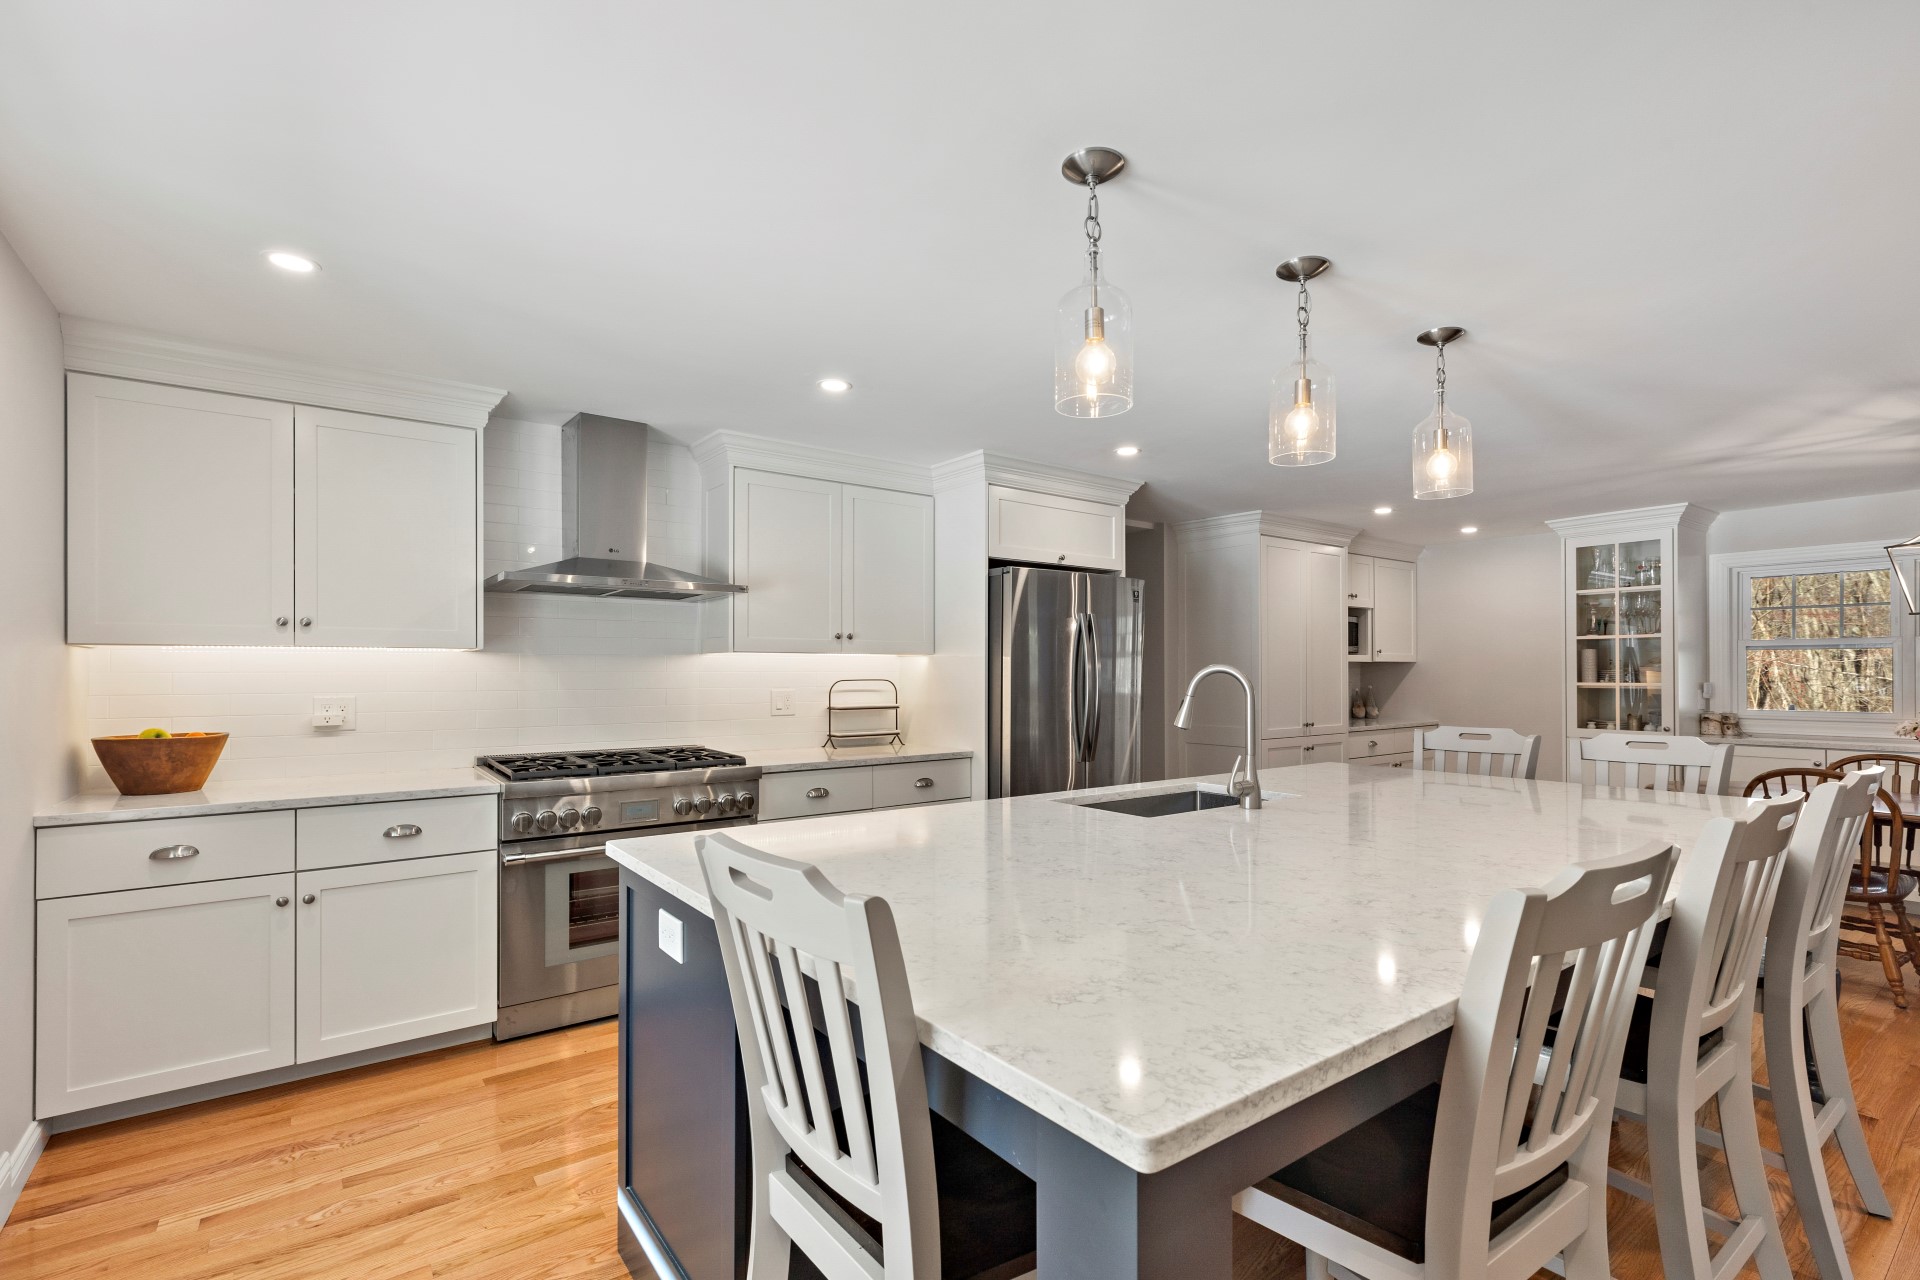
[658, 910, 685, 964]
[770, 689, 795, 716]
[311, 696, 356, 731]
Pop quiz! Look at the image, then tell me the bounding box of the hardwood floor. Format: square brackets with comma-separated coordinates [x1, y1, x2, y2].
[2, 955, 1917, 1279]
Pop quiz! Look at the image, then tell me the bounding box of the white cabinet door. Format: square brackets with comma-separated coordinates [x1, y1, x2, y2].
[67, 374, 295, 645]
[843, 484, 933, 655]
[1346, 554, 1375, 608]
[1260, 741, 1302, 769]
[1305, 546, 1350, 732]
[296, 850, 496, 1063]
[1260, 735, 1346, 770]
[1371, 558, 1417, 662]
[36, 874, 295, 1117]
[986, 485, 1124, 571]
[733, 470, 844, 652]
[293, 407, 478, 648]
[1258, 539, 1311, 739]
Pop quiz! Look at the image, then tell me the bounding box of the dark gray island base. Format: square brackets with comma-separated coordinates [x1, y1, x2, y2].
[614, 866, 1449, 1280]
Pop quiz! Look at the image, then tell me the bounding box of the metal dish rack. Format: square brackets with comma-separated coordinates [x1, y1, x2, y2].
[822, 679, 905, 750]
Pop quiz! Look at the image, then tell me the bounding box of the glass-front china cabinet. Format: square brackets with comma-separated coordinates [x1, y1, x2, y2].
[1549, 505, 1714, 764]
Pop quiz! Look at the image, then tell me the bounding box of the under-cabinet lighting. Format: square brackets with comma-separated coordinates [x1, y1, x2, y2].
[265, 251, 319, 274]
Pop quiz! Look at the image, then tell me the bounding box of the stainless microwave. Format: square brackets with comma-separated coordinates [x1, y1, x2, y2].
[1347, 608, 1364, 656]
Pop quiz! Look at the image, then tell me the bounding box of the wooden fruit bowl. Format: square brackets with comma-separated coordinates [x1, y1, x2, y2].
[90, 733, 229, 796]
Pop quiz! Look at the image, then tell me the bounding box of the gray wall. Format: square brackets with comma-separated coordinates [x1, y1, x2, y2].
[0, 226, 73, 1222]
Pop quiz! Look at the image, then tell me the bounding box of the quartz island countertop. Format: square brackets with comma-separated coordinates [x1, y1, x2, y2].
[610, 761, 1741, 1172]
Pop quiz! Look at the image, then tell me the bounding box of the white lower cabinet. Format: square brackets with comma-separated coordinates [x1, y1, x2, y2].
[37, 874, 297, 1117]
[296, 851, 497, 1063]
[758, 759, 971, 822]
[1259, 735, 1347, 769]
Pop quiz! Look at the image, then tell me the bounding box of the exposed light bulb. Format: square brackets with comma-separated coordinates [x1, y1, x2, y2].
[1074, 334, 1116, 384]
[1283, 397, 1320, 444]
[1425, 446, 1459, 484]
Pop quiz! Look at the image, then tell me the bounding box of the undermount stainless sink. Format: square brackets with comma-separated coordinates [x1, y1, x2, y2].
[1075, 789, 1244, 817]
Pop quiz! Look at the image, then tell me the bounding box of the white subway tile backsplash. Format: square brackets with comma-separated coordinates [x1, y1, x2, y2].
[77, 422, 907, 788]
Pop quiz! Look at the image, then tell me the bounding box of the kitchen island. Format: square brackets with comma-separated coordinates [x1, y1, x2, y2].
[609, 762, 1744, 1280]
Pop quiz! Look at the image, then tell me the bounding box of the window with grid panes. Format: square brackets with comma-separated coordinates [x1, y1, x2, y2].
[1742, 566, 1894, 714]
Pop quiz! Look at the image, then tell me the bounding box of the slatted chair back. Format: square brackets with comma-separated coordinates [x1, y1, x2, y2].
[1423, 841, 1678, 1277]
[1577, 733, 1731, 796]
[1414, 726, 1543, 779]
[1830, 752, 1920, 865]
[1774, 771, 1881, 977]
[1744, 767, 1841, 802]
[1748, 767, 1906, 903]
[699, 831, 940, 1280]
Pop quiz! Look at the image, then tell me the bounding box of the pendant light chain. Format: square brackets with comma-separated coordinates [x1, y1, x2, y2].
[1434, 339, 1447, 417]
[1083, 176, 1103, 297]
[1296, 280, 1312, 368]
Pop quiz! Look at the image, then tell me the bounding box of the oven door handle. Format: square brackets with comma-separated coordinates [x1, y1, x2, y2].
[501, 845, 611, 867]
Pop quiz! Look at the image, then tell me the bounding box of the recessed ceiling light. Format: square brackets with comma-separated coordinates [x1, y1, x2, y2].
[1373, 506, 1392, 515]
[265, 251, 318, 274]
[1460, 526, 1479, 534]
[1114, 445, 1140, 457]
[817, 377, 851, 394]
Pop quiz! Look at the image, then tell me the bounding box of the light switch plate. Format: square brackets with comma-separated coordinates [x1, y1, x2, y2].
[658, 909, 685, 964]
[311, 696, 356, 731]
[770, 689, 795, 716]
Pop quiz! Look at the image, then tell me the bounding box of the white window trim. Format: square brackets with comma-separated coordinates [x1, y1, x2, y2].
[1709, 540, 1917, 735]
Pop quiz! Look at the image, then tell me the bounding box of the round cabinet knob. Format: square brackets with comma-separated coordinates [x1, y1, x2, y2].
[716, 793, 736, 814]
[834, 632, 844, 640]
[738, 792, 756, 811]
[846, 633, 853, 641]
[693, 795, 714, 815]
[1057, 553, 1066, 562]
[300, 617, 313, 628]
[275, 896, 290, 907]
[510, 811, 534, 836]
[672, 796, 692, 817]
[535, 810, 558, 832]
[302, 893, 316, 904]
[557, 808, 581, 831]
[582, 806, 602, 828]
[275, 616, 289, 627]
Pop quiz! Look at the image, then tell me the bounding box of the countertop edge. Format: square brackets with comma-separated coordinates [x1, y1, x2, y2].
[34, 776, 502, 828]
[754, 749, 974, 774]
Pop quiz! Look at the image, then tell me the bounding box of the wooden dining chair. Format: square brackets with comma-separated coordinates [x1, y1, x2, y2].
[1576, 733, 1731, 796]
[698, 832, 1037, 1280]
[1413, 726, 1542, 779]
[1747, 767, 1918, 1007]
[1601, 794, 1803, 1280]
[1758, 771, 1894, 1280]
[1234, 842, 1678, 1280]
[1830, 752, 1920, 860]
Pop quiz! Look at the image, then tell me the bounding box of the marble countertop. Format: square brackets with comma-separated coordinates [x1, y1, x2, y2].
[1716, 731, 1920, 754]
[748, 746, 973, 774]
[34, 769, 500, 827]
[1345, 716, 1439, 732]
[610, 762, 1738, 1174]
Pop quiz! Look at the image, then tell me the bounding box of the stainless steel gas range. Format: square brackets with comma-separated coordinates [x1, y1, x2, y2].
[479, 746, 761, 1039]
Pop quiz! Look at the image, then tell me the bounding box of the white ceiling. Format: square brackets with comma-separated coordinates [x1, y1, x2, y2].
[2, 2, 1917, 544]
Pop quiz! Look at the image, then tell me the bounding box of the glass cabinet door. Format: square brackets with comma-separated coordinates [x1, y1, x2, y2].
[1573, 537, 1668, 732]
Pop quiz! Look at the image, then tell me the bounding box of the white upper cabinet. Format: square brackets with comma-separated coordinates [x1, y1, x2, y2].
[67, 375, 481, 648]
[1370, 558, 1417, 662]
[1346, 554, 1376, 609]
[1258, 538, 1348, 737]
[293, 407, 478, 648]
[67, 374, 296, 645]
[986, 485, 1124, 572]
[730, 469, 932, 654]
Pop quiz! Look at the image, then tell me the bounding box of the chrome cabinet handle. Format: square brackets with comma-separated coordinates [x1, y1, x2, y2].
[149, 844, 199, 861]
[806, 786, 830, 799]
[383, 824, 423, 839]
[275, 896, 289, 907]
[1368, 739, 1378, 748]
[300, 617, 313, 628]
[302, 893, 316, 904]
[914, 777, 934, 788]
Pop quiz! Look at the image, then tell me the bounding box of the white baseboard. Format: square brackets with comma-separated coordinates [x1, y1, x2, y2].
[0, 1120, 48, 1229]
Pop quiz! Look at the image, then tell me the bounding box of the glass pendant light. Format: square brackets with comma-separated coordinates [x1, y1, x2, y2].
[1889, 533, 1920, 613]
[1412, 326, 1473, 499]
[1055, 148, 1132, 418]
[1269, 256, 1335, 465]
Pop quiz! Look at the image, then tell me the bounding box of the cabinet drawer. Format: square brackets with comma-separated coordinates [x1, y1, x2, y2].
[873, 758, 971, 809]
[296, 795, 495, 870]
[1358, 752, 1414, 770]
[1349, 728, 1417, 760]
[986, 485, 1124, 571]
[37, 810, 295, 900]
[759, 768, 874, 821]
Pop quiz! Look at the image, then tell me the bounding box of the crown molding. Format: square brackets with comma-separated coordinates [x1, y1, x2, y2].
[691, 429, 933, 493]
[1259, 512, 1359, 547]
[1546, 502, 1719, 540]
[1172, 510, 1360, 551]
[61, 318, 506, 429]
[1348, 533, 1424, 562]
[932, 450, 1142, 505]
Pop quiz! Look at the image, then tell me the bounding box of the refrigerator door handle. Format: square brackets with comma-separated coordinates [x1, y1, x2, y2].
[1079, 610, 1102, 763]
[1066, 612, 1083, 789]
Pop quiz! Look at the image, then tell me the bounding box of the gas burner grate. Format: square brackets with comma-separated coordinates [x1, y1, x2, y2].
[479, 746, 748, 781]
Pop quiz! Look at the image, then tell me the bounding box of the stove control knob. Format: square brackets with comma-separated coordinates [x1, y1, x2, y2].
[535, 810, 557, 833]
[738, 792, 756, 812]
[510, 811, 535, 836]
[716, 793, 736, 814]
[557, 807, 581, 831]
[582, 806, 602, 828]
[693, 794, 714, 816]
[672, 796, 693, 817]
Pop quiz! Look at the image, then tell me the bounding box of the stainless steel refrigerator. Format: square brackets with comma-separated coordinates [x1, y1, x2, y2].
[989, 566, 1144, 797]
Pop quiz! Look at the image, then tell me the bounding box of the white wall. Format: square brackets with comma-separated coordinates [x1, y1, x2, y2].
[1707, 488, 1920, 557]
[75, 420, 908, 787]
[0, 229, 73, 1223]
[1394, 533, 1567, 780]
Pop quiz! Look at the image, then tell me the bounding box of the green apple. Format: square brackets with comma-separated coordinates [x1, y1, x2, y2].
[137, 727, 171, 739]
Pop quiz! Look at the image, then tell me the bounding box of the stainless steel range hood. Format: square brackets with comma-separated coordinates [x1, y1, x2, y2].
[484, 413, 746, 602]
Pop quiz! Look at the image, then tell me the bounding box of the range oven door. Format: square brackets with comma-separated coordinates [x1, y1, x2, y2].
[498, 819, 756, 1013]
